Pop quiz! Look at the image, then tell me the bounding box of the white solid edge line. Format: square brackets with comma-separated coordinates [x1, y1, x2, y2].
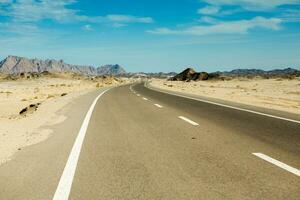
[143, 97, 148, 101]
[179, 116, 199, 126]
[253, 153, 300, 176]
[154, 104, 163, 108]
[145, 82, 300, 124]
[53, 89, 110, 200]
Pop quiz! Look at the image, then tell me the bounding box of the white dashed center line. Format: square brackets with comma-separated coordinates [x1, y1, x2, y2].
[178, 116, 199, 126]
[253, 153, 300, 176]
[143, 97, 148, 101]
[154, 104, 163, 108]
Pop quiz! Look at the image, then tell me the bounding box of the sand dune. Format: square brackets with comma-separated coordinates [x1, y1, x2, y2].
[150, 78, 300, 114]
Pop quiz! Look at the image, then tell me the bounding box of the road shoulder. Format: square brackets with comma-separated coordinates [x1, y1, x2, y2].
[0, 87, 110, 200]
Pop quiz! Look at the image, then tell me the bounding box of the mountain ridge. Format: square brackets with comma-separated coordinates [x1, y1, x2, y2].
[219, 68, 300, 77]
[0, 55, 126, 76]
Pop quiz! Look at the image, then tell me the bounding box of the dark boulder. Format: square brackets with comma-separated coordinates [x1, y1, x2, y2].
[169, 68, 196, 81]
[169, 68, 217, 81]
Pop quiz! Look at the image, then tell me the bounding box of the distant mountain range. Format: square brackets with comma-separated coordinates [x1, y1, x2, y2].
[0, 56, 126, 76]
[168, 67, 300, 82]
[219, 68, 300, 77]
[1, 56, 299, 78]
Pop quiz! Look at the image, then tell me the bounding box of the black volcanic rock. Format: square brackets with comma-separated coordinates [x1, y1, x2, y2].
[169, 68, 213, 81]
[170, 68, 196, 81]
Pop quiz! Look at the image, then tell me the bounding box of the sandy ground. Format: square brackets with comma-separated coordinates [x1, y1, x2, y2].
[0, 76, 131, 165]
[150, 78, 300, 115]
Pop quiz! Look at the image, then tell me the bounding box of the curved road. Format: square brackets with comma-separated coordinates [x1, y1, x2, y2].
[0, 83, 299, 199]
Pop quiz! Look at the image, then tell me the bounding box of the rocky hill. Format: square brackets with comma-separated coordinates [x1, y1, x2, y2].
[97, 64, 126, 76]
[169, 68, 218, 81]
[0, 56, 127, 76]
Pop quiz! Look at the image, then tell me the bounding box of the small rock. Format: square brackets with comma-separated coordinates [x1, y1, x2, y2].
[19, 103, 40, 116]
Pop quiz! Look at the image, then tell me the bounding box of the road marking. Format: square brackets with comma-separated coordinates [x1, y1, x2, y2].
[154, 104, 163, 108]
[53, 89, 110, 200]
[178, 116, 199, 126]
[253, 153, 300, 176]
[145, 82, 300, 124]
[143, 97, 148, 101]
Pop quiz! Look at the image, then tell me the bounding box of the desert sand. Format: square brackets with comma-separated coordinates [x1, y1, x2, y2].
[0, 74, 130, 165]
[150, 78, 300, 114]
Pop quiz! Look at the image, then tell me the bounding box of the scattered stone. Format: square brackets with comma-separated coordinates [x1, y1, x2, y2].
[19, 103, 41, 116]
[61, 93, 67, 97]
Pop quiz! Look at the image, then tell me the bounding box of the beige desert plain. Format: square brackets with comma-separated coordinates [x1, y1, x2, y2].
[0, 73, 132, 165]
[150, 77, 300, 115]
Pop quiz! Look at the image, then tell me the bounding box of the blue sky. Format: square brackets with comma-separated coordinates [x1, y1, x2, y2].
[0, 0, 300, 72]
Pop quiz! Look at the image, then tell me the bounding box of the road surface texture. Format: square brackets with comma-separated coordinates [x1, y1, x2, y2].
[1, 83, 299, 199]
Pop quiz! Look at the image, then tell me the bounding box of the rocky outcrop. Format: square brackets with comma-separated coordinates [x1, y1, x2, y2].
[169, 68, 216, 81]
[19, 103, 41, 116]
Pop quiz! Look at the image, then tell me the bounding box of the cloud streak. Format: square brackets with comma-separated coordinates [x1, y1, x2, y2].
[203, 0, 300, 11]
[0, 0, 154, 25]
[148, 17, 282, 36]
[198, 5, 220, 15]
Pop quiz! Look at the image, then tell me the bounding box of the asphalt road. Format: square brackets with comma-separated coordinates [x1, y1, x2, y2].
[0, 83, 299, 199]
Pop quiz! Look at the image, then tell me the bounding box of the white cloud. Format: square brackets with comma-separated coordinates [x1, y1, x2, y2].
[148, 17, 282, 36]
[0, 0, 154, 25]
[4, 0, 78, 22]
[105, 15, 153, 23]
[147, 28, 179, 35]
[0, 0, 12, 3]
[204, 0, 300, 11]
[82, 24, 93, 31]
[199, 16, 219, 24]
[198, 5, 220, 15]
